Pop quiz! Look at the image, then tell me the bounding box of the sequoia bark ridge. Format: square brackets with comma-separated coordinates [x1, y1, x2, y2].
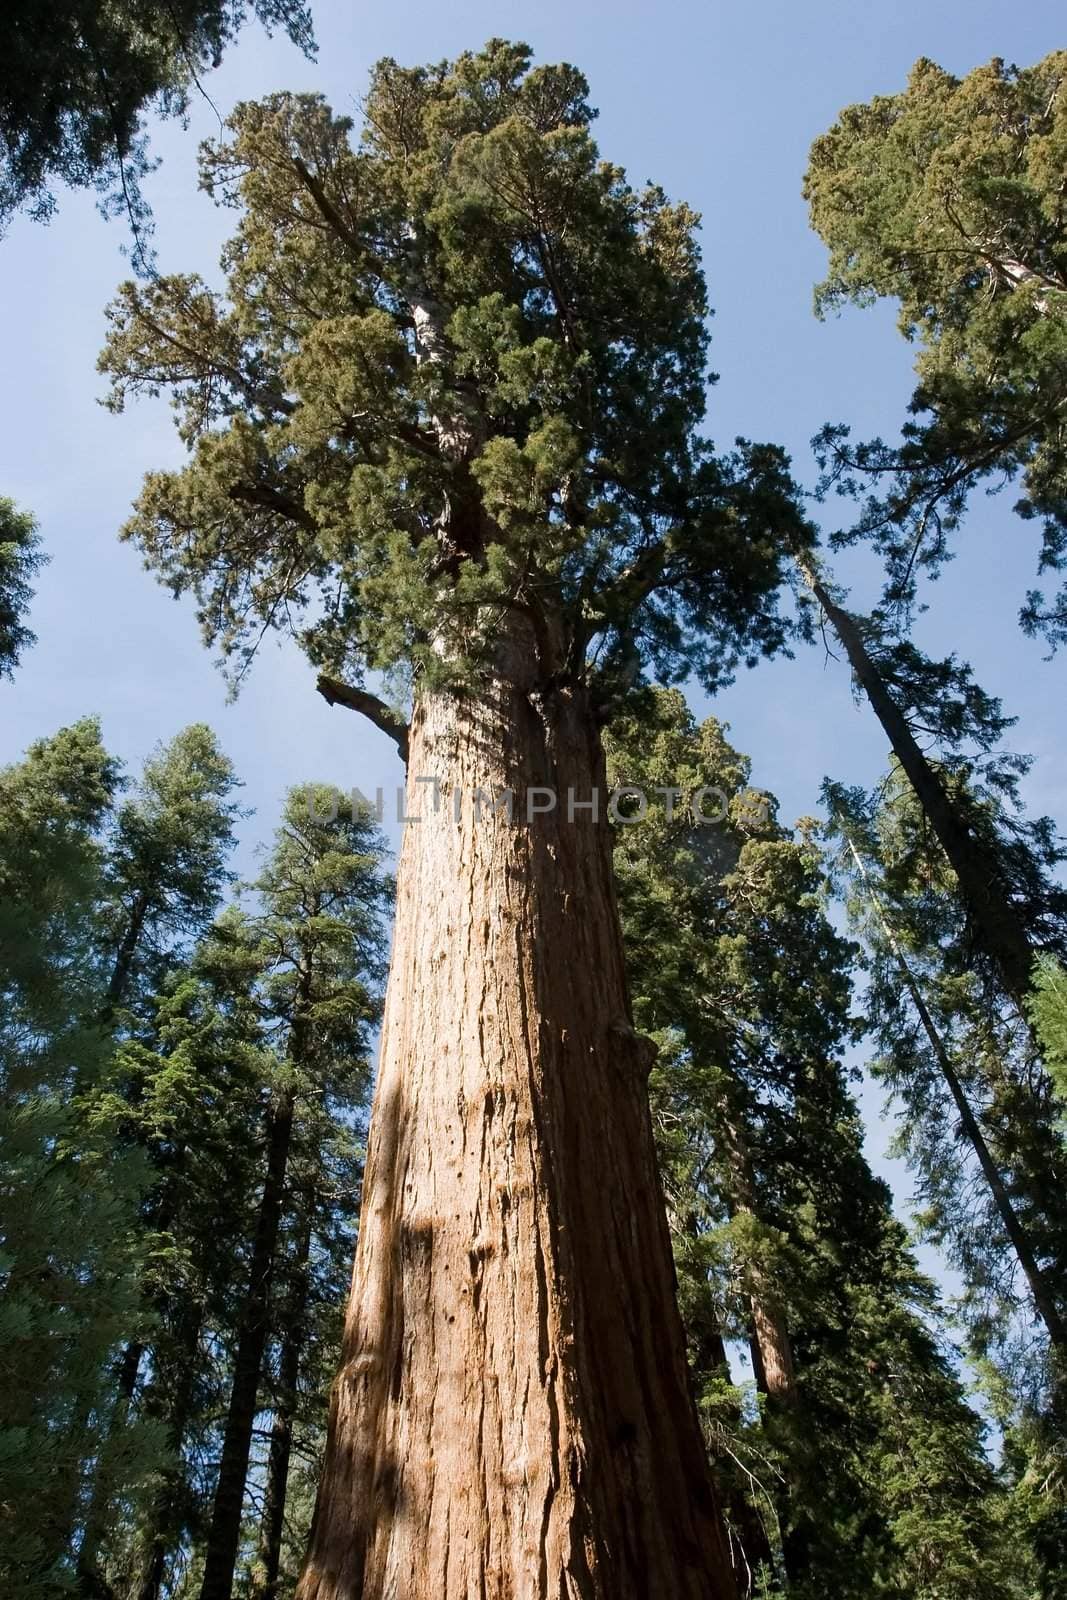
[297, 660, 736, 1600]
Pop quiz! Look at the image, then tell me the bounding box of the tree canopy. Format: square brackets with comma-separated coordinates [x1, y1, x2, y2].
[99, 41, 811, 719]
[0, 0, 314, 254]
[805, 51, 1067, 634]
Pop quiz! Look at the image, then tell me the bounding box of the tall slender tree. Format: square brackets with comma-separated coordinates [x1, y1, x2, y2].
[796, 560, 1056, 1009]
[100, 41, 815, 1598]
[198, 788, 388, 1600]
[825, 767, 1067, 1595]
[824, 770, 1067, 1391]
[109, 925, 274, 1600]
[0, 722, 151, 1598]
[839, 813, 1067, 1354]
[52, 775, 385, 1600]
[74, 724, 243, 1596]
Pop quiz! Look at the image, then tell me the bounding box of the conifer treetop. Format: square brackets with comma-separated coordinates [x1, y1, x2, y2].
[100, 40, 811, 722]
[804, 51, 1067, 631]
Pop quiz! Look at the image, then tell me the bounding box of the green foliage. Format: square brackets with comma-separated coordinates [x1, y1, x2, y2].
[0, 719, 119, 1039]
[999, 1395, 1067, 1600]
[1030, 959, 1067, 1118]
[99, 40, 811, 707]
[607, 688, 1019, 1599]
[805, 52, 1067, 632]
[0, 0, 315, 260]
[0, 497, 44, 679]
[100, 722, 243, 1009]
[86, 787, 391, 1597]
[825, 769, 1067, 1595]
[825, 767, 1067, 1372]
[6, 32, 1063, 1599]
[0, 722, 154, 1599]
[0, 715, 257, 1598]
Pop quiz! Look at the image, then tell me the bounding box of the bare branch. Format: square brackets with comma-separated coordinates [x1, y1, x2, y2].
[316, 675, 409, 761]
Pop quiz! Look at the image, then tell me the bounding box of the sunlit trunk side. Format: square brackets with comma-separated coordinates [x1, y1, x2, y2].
[297, 649, 736, 1600]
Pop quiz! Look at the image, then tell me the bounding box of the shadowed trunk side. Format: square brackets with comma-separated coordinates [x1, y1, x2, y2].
[297, 659, 736, 1600]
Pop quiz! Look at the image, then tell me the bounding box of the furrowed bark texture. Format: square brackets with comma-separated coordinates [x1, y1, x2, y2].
[297, 668, 735, 1600]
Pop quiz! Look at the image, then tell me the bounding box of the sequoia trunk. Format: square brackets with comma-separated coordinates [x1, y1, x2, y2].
[297, 665, 735, 1600]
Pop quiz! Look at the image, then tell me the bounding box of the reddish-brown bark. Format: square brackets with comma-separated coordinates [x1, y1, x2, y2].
[297, 658, 736, 1600]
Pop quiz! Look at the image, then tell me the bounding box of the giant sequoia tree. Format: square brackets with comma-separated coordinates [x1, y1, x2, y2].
[100, 40, 812, 1599]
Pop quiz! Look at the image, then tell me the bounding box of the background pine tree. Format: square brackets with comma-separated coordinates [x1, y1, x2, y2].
[606, 688, 1021, 1599]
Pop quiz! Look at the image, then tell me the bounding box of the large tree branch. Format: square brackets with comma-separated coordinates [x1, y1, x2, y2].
[316, 675, 409, 761]
[227, 481, 316, 532]
[589, 538, 669, 618]
[291, 157, 387, 275]
[131, 299, 294, 419]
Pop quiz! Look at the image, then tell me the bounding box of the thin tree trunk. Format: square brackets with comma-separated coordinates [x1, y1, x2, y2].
[715, 1106, 807, 1585]
[105, 888, 151, 1008]
[135, 1305, 203, 1600]
[848, 838, 1067, 1351]
[297, 662, 736, 1600]
[801, 564, 1037, 1007]
[679, 1219, 776, 1597]
[69, 895, 155, 1589]
[252, 1211, 314, 1600]
[74, 1342, 145, 1592]
[719, 1110, 798, 1408]
[198, 1089, 297, 1600]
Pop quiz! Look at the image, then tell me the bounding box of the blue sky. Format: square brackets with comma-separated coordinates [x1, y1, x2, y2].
[1, 1, 1063, 1247]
